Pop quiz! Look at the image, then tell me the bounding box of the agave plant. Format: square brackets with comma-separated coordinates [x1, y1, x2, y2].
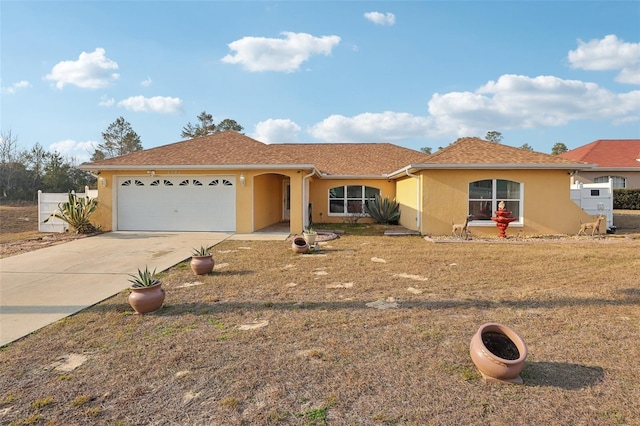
[128, 266, 161, 288]
[192, 245, 212, 256]
[44, 192, 98, 234]
[363, 194, 401, 224]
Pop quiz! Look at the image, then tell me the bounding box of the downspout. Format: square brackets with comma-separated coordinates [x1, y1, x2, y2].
[302, 170, 316, 231]
[405, 169, 421, 232]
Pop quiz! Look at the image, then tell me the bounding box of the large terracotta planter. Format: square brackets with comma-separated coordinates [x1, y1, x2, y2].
[190, 255, 214, 275]
[128, 282, 165, 315]
[291, 237, 309, 253]
[470, 322, 528, 384]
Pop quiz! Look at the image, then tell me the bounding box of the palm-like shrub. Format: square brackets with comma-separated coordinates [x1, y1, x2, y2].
[44, 192, 98, 234]
[363, 194, 401, 224]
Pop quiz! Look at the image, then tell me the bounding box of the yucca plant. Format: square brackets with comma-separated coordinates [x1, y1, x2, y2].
[128, 266, 161, 288]
[44, 192, 98, 234]
[363, 194, 401, 224]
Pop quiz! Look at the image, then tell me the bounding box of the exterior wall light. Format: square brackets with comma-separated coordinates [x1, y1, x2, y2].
[99, 177, 107, 187]
[240, 174, 246, 186]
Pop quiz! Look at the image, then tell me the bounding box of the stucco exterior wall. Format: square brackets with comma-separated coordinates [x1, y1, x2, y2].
[418, 169, 594, 237]
[307, 178, 395, 224]
[395, 175, 420, 231]
[252, 173, 285, 231]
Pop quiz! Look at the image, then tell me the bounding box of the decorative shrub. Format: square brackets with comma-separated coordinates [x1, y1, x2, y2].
[363, 194, 401, 224]
[44, 192, 98, 234]
[613, 189, 640, 210]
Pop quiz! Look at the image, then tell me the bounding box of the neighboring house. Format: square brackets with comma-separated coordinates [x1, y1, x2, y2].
[78, 132, 595, 236]
[559, 139, 640, 189]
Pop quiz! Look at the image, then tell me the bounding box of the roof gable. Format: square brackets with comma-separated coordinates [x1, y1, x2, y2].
[422, 137, 590, 167]
[559, 139, 640, 168]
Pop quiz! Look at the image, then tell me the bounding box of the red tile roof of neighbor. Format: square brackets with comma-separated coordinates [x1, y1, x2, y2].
[81, 132, 590, 176]
[558, 139, 640, 168]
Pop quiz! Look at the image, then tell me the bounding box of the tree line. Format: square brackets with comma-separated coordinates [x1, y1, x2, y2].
[1, 112, 244, 202]
[420, 131, 568, 156]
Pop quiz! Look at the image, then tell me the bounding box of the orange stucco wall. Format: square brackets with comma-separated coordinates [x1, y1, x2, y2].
[415, 169, 594, 236]
[306, 178, 396, 225]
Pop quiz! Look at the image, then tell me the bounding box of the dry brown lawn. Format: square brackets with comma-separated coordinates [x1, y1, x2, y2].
[1, 206, 639, 425]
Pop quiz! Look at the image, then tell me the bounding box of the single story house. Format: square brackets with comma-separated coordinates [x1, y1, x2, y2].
[559, 139, 640, 189]
[79, 131, 597, 236]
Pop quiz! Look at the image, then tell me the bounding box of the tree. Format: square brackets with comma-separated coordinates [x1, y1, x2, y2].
[485, 131, 503, 143]
[420, 147, 432, 154]
[519, 143, 534, 151]
[181, 111, 244, 139]
[217, 118, 244, 133]
[551, 142, 568, 156]
[91, 117, 142, 161]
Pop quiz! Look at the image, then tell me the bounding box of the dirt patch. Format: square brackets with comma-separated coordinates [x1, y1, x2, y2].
[0, 204, 96, 258]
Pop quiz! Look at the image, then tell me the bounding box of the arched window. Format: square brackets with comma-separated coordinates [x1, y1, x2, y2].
[468, 179, 522, 222]
[328, 185, 380, 216]
[594, 176, 626, 189]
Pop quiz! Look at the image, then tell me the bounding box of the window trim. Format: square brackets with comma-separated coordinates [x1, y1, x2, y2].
[327, 185, 381, 217]
[468, 179, 524, 227]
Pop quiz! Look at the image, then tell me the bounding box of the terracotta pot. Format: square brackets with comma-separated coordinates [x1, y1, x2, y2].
[128, 282, 165, 315]
[190, 255, 214, 275]
[291, 237, 309, 253]
[470, 322, 528, 384]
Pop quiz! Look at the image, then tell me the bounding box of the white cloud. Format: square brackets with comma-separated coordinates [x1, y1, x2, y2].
[98, 95, 115, 107]
[44, 48, 119, 89]
[568, 34, 640, 84]
[141, 77, 152, 87]
[118, 95, 182, 113]
[252, 119, 301, 143]
[221, 32, 341, 72]
[427, 74, 640, 137]
[1, 80, 31, 94]
[48, 139, 98, 163]
[309, 111, 430, 142]
[308, 74, 640, 142]
[364, 12, 395, 26]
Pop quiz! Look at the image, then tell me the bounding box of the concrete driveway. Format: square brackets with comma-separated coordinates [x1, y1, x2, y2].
[0, 231, 288, 346]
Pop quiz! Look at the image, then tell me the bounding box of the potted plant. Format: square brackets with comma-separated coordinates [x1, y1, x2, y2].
[303, 227, 317, 245]
[127, 266, 165, 314]
[190, 245, 214, 275]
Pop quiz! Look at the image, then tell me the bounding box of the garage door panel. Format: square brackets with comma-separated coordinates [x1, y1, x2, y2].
[117, 176, 236, 231]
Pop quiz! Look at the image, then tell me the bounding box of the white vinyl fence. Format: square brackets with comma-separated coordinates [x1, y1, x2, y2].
[38, 188, 98, 233]
[570, 180, 614, 231]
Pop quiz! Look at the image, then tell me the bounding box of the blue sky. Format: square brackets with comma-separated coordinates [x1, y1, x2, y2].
[1, 1, 639, 163]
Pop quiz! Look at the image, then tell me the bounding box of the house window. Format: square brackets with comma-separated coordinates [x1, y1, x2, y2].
[594, 176, 626, 189]
[468, 179, 522, 222]
[328, 185, 380, 216]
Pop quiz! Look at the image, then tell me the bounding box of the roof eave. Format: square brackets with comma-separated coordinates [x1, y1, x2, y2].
[407, 163, 596, 170]
[318, 173, 389, 180]
[78, 163, 318, 171]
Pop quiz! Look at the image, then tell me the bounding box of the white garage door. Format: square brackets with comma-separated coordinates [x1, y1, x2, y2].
[117, 175, 236, 231]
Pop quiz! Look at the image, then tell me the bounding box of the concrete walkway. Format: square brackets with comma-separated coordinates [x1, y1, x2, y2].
[0, 231, 288, 346]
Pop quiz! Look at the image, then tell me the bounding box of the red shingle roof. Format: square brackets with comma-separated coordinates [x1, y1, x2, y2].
[559, 139, 640, 168]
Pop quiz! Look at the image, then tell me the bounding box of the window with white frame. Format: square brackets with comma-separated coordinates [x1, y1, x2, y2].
[468, 179, 522, 222]
[594, 176, 626, 189]
[328, 185, 380, 216]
